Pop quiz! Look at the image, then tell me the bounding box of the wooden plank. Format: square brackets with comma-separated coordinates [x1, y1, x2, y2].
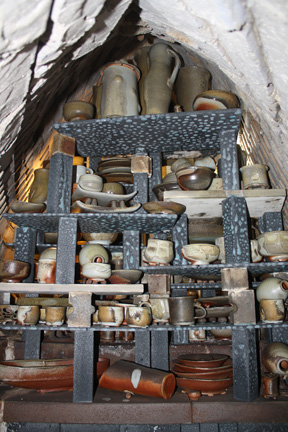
[164, 189, 286, 219]
[0, 283, 144, 295]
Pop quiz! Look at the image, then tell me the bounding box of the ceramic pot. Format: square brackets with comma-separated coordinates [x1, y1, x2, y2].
[99, 61, 141, 118]
[79, 244, 109, 266]
[143, 43, 181, 114]
[99, 360, 176, 399]
[193, 90, 240, 110]
[262, 342, 288, 376]
[240, 164, 270, 190]
[17, 306, 40, 326]
[256, 277, 288, 301]
[96, 306, 124, 327]
[28, 169, 49, 203]
[63, 100, 95, 121]
[143, 239, 174, 265]
[0, 259, 30, 283]
[168, 296, 206, 325]
[259, 299, 285, 323]
[45, 306, 66, 326]
[175, 66, 211, 112]
[182, 244, 219, 265]
[149, 297, 170, 323]
[176, 167, 214, 190]
[134, 46, 150, 114]
[36, 247, 57, 284]
[126, 302, 152, 327]
[81, 263, 111, 280]
[257, 231, 288, 259]
[82, 232, 118, 245]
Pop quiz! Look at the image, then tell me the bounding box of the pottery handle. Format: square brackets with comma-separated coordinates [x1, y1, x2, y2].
[194, 304, 206, 320]
[139, 301, 152, 309]
[167, 49, 181, 89]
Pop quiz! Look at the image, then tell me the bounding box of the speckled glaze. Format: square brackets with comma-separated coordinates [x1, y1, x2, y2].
[256, 277, 288, 301]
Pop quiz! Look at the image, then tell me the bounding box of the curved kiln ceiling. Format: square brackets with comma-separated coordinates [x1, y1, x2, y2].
[0, 0, 287, 204]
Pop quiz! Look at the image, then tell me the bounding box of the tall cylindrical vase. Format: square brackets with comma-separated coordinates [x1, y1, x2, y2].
[175, 66, 211, 112]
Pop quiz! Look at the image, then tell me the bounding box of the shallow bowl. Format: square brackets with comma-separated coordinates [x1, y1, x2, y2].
[0, 259, 30, 283]
[152, 182, 181, 201]
[177, 354, 229, 368]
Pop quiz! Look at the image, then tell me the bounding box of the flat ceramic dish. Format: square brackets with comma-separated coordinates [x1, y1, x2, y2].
[176, 376, 233, 393]
[72, 184, 137, 205]
[177, 354, 229, 367]
[143, 201, 186, 215]
[10, 201, 46, 213]
[71, 200, 141, 213]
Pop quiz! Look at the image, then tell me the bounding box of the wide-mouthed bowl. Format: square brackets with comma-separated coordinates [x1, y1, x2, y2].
[176, 167, 214, 190]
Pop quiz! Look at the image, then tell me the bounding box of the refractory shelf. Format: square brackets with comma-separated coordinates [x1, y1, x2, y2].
[53, 109, 242, 156]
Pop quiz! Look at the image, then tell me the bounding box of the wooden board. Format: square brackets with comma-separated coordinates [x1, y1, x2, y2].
[0, 283, 144, 296]
[164, 189, 286, 219]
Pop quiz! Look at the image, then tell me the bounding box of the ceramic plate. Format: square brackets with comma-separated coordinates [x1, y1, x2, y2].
[71, 200, 141, 214]
[177, 354, 229, 367]
[72, 185, 137, 205]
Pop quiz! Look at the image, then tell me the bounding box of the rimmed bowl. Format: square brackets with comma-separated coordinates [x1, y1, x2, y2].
[177, 354, 229, 368]
[171, 366, 233, 380]
[176, 376, 233, 393]
[172, 359, 232, 374]
[176, 167, 214, 190]
[63, 100, 95, 121]
[143, 201, 186, 215]
[152, 182, 181, 201]
[108, 269, 143, 284]
[0, 259, 30, 283]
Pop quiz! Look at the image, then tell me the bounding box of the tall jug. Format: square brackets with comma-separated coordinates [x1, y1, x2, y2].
[99, 61, 141, 118]
[143, 43, 181, 114]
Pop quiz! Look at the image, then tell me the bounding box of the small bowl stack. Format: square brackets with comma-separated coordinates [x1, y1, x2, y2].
[97, 157, 133, 184]
[171, 353, 233, 400]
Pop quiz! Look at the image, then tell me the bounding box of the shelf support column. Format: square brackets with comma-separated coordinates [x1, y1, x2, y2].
[220, 129, 240, 190]
[73, 329, 95, 403]
[258, 211, 283, 233]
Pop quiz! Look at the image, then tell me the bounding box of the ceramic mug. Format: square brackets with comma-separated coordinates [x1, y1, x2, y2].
[168, 296, 206, 325]
[45, 306, 66, 326]
[94, 306, 124, 327]
[259, 299, 285, 323]
[149, 297, 170, 323]
[17, 306, 40, 326]
[143, 239, 174, 265]
[126, 302, 152, 327]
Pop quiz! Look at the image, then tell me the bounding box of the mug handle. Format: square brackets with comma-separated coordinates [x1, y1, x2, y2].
[194, 304, 207, 320]
[139, 301, 152, 309]
[167, 49, 181, 89]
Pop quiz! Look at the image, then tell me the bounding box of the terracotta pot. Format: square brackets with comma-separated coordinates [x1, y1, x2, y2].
[99, 360, 176, 399]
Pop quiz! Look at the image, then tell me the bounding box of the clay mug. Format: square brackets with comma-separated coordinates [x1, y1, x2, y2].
[149, 297, 170, 323]
[256, 277, 288, 302]
[45, 306, 66, 326]
[168, 296, 206, 325]
[36, 247, 57, 284]
[99, 61, 141, 118]
[175, 66, 211, 112]
[126, 302, 152, 327]
[143, 239, 174, 265]
[17, 305, 40, 326]
[143, 43, 181, 114]
[28, 168, 49, 203]
[262, 342, 288, 376]
[240, 164, 269, 190]
[259, 299, 285, 323]
[95, 306, 124, 327]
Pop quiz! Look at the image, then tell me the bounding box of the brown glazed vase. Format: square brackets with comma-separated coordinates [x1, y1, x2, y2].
[99, 360, 176, 399]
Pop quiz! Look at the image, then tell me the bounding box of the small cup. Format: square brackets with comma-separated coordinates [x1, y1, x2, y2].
[96, 306, 124, 327]
[259, 299, 285, 323]
[45, 306, 66, 326]
[149, 297, 170, 323]
[168, 296, 206, 325]
[126, 303, 152, 327]
[182, 243, 219, 265]
[143, 239, 174, 265]
[17, 306, 40, 326]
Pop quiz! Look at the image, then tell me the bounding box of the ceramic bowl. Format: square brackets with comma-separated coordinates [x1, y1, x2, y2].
[0, 259, 30, 283]
[171, 366, 232, 380]
[193, 90, 240, 110]
[108, 269, 143, 284]
[82, 232, 118, 245]
[81, 262, 111, 280]
[102, 182, 124, 195]
[143, 239, 174, 265]
[152, 182, 181, 201]
[257, 231, 288, 258]
[176, 376, 233, 393]
[182, 243, 219, 265]
[176, 354, 229, 368]
[78, 174, 103, 192]
[63, 100, 95, 121]
[195, 156, 216, 171]
[162, 172, 178, 184]
[176, 167, 214, 190]
[172, 359, 232, 373]
[171, 158, 193, 173]
[143, 201, 186, 215]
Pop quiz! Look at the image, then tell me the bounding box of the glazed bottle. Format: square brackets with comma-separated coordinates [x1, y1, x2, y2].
[143, 43, 180, 114]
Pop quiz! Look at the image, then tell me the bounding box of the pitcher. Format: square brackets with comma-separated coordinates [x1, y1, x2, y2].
[99, 61, 141, 118]
[143, 43, 181, 114]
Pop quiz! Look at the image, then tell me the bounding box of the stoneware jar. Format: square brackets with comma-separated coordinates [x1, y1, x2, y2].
[256, 277, 288, 302]
[143, 43, 181, 114]
[262, 342, 288, 376]
[240, 164, 270, 190]
[99, 61, 141, 118]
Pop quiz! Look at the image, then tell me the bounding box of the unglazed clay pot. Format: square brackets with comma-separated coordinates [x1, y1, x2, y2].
[240, 164, 270, 190]
[193, 90, 240, 110]
[143, 43, 181, 114]
[262, 342, 288, 376]
[256, 277, 288, 302]
[28, 169, 49, 203]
